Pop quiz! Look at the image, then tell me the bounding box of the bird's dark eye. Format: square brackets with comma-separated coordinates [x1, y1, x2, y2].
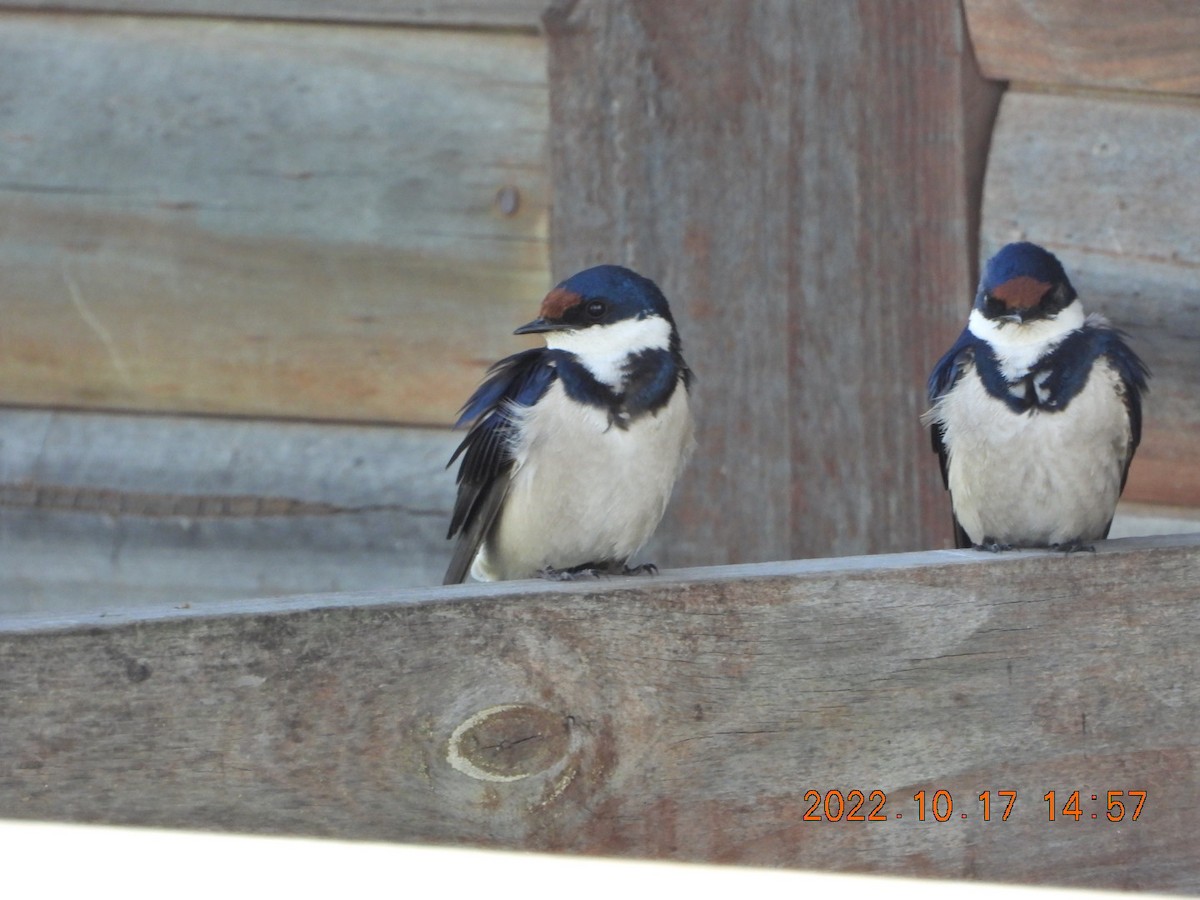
[585, 300, 607, 319]
[981, 293, 1006, 320]
[1040, 282, 1073, 318]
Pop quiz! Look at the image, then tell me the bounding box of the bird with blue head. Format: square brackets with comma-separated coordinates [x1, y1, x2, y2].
[445, 264, 695, 583]
[925, 241, 1149, 552]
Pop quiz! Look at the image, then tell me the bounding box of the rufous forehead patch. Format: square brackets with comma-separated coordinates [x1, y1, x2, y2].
[992, 275, 1050, 309]
[539, 287, 583, 320]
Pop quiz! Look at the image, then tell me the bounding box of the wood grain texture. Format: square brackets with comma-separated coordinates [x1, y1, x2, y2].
[0, 1, 548, 28]
[0, 409, 459, 611]
[1, 407, 1186, 616]
[0, 14, 549, 424]
[2, 533, 1198, 892]
[545, 1, 1002, 566]
[981, 90, 1200, 507]
[964, 0, 1200, 95]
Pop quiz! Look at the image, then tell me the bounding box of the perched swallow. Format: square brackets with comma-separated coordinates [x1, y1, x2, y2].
[444, 264, 695, 583]
[925, 241, 1149, 551]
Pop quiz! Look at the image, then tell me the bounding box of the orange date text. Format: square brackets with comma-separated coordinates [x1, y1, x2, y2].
[802, 789, 887, 821]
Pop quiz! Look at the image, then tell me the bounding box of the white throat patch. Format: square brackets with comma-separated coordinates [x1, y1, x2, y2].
[967, 299, 1085, 380]
[545, 314, 674, 387]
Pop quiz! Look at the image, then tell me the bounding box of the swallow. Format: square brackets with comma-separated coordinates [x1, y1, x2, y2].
[925, 241, 1149, 551]
[444, 264, 695, 583]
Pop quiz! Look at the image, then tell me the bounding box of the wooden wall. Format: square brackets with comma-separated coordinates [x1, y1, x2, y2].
[0, 5, 549, 424]
[966, 0, 1200, 509]
[0, 1, 548, 27]
[546, 0, 1002, 563]
[0, 408, 458, 612]
[0, 2, 546, 604]
[2, 0, 1199, 613]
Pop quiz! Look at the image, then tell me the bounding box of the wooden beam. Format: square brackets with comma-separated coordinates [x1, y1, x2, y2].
[981, 90, 1200, 507]
[0, 14, 549, 425]
[2, 534, 1198, 892]
[0, 409, 458, 611]
[544, 1, 1002, 565]
[0, 1, 548, 29]
[963, 0, 1200, 96]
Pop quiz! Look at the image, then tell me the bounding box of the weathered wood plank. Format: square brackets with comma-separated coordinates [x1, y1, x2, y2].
[545, 1, 1002, 565]
[0, 408, 458, 611]
[963, 0, 1200, 96]
[1, 408, 1188, 616]
[1108, 502, 1200, 540]
[981, 90, 1200, 507]
[0, 14, 549, 424]
[0, 406, 1189, 615]
[1, 534, 1198, 892]
[0, 1, 548, 29]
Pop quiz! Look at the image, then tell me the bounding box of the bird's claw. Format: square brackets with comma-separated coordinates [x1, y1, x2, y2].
[974, 541, 1014, 553]
[537, 565, 604, 582]
[537, 561, 659, 580]
[622, 562, 658, 576]
[1052, 540, 1096, 555]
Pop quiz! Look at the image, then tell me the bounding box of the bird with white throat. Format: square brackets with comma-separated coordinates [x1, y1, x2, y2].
[925, 241, 1148, 552]
[444, 264, 695, 583]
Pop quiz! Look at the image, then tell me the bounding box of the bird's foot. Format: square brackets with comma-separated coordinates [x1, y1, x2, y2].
[537, 564, 606, 582]
[973, 540, 1014, 553]
[537, 560, 658, 580]
[1051, 539, 1096, 555]
[621, 562, 658, 576]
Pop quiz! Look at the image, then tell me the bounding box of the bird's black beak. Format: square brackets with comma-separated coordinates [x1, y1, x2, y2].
[514, 317, 571, 335]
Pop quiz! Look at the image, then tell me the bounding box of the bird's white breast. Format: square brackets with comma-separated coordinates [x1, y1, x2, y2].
[471, 380, 694, 581]
[928, 359, 1131, 547]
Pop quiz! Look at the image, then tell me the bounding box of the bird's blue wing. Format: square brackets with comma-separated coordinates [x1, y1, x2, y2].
[927, 328, 978, 405]
[1094, 327, 1150, 493]
[927, 328, 978, 486]
[927, 329, 978, 548]
[443, 349, 558, 584]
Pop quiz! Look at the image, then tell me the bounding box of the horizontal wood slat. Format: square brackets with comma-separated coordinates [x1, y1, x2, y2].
[0, 1, 547, 29]
[2, 405, 1191, 615]
[2, 534, 1198, 891]
[0, 409, 459, 611]
[0, 14, 549, 424]
[964, 0, 1200, 95]
[980, 90, 1200, 507]
[2, 408, 1190, 616]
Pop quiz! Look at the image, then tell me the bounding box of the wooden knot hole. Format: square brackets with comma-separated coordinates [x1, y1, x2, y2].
[446, 704, 570, 783]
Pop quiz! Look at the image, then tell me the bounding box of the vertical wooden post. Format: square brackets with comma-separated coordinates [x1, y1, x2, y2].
[545, 0, 1001, 564]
